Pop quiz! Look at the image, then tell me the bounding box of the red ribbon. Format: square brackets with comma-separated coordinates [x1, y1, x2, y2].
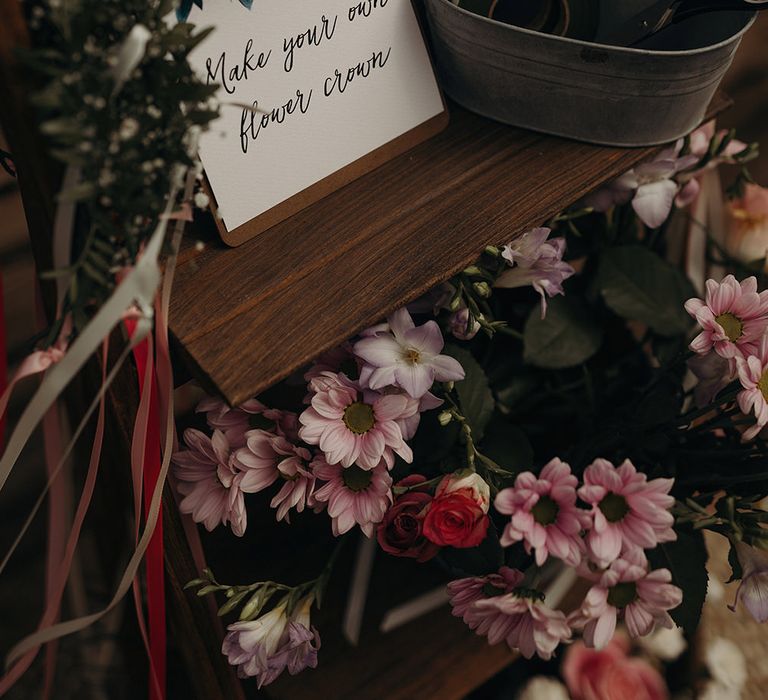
[0, 272, 7, 444]
[127, 320, 166, 700]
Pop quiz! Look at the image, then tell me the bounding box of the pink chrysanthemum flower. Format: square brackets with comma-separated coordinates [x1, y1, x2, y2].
[578, 458, 676, 568]
[353, 308, 465, 399]
[172, 428, 247, 536]
[685, 275, 768, 360]
[568, 549, 683, 650]
[270, 455, 316, 523]
[298, 372, 413, 470]
[687, 352, 736, 408]
[736, 334, 768, 440]
[312, 456, 393, 537]
[448, 566, 524, 619]
[197, 395, 299, 445]
[473, 591, 573, 661]
[495, 458, 590, 567]
[377, 386, 440, 441]
[232, 429, 312, 499]
[303, 343, 362, 399]
[495, 228, 576, 317]
[448, 567, 570, 660]
[197, 396, 266, 448]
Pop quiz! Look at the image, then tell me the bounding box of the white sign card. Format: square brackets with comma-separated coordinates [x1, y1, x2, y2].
[187, 0, 448, 246]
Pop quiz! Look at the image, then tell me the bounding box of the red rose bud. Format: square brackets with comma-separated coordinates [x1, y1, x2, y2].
[423, 472, 490, 549]
[377, 475, 440, 562]
[435, 471, 490, 513]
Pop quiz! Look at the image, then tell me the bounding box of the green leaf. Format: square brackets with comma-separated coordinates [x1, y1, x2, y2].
[726, 542, 743, 584]
[648, 527, 709, 636]
[217, 589, 250, 617]
[523, 296, 603, 369]
[598, 246, 695, 337]
[480, 415, 533, 474]
[444, 345, 494, 442]
[240, 586, 276, 621]
[196, 584, 221, 597]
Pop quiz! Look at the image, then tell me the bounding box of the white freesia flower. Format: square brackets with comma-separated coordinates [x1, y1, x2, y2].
[699, 680, 742, 700]
[517, 676, 569, 700]
[705, 637, 747, 690]
[637, 625, 687, 662]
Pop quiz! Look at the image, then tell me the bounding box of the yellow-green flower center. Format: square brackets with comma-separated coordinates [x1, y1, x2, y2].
[403, 348, 421, 365]
[532, 495, 559, 525]
[599, 493, 629, 523]
[758, 370, 768, 403]
[343, 402, 375, 434]
[715, 312, 744, 342]
[607, 581, 638, 608]
[342, 465, 373, 492]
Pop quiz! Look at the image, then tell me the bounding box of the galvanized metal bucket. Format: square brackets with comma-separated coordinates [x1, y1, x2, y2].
[423, 0, 756, 146]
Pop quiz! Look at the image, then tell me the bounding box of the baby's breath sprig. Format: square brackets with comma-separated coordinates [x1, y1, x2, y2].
[24, 0, 221, 337]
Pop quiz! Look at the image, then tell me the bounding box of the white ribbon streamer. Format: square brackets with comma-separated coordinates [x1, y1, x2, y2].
[0, 186, 176, 496]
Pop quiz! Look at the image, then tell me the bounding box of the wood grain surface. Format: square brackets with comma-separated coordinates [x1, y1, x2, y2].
[170, 95, 731, 406]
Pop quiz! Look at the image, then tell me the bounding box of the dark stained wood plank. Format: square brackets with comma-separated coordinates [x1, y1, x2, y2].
[0, 0, 62, 321]
[170, 94, 731, 406]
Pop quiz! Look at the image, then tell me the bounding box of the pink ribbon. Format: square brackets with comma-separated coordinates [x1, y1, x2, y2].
[0, 346, 66, 421]
[0, 340, 108, 695]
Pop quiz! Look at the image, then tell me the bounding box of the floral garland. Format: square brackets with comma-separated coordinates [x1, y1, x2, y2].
[24, 0, 220, 338]
[180, 122, 768, 689]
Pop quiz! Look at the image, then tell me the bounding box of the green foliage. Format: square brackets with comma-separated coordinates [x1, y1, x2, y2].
[480, 415, 533, 474]
[444, 345, 495, 442]
[598, 246, 695, 337]
[648, 528, 709, 636]
[25, 1, 220, 338]
[523, 296, 603, 369]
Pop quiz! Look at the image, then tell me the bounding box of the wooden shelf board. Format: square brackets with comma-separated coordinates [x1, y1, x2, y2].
[170, 96, 730, 405]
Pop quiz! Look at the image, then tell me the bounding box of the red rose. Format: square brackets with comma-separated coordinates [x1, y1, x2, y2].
[377, 475, 440, 562]
[422, 487, 490, 548]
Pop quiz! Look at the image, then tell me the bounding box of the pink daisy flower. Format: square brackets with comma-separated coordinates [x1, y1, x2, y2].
[447, 566, 524, 619]
[736, 334, 768, 440]
[685, 275, 768, 360]
[472, 591, 573, 661]
[298, 371, 413, 470]
[172, 428, 247, 536]
[312, 456, 393, 537]
[448, 567, 570, 660]
[495, 458, 590, 567]
[303, 343, 362, 398]
[687, 352, 736, 407]
[198, 395, 300, 445]
[578, 458, 676, 568]
[197, 396, 266, 448]
[495, 228, 576, 317]
[270, 455, 316, 523]
[378, 387, 441, 441]
[232, 429, 312, 497]
[353, 308, 465, 399]
[568, 549, 683, 650]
